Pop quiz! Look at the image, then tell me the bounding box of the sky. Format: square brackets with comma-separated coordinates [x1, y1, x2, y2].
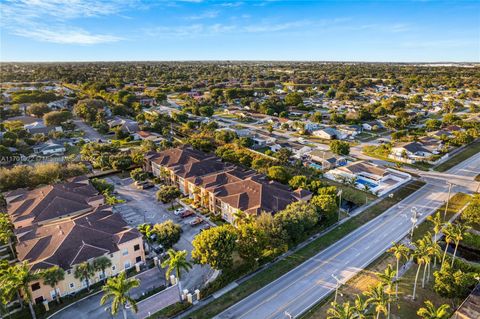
[0, 0, 479, 62]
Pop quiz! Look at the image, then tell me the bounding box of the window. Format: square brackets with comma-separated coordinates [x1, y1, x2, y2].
[134, 244, 140, 251]
[122, 249, 128, 256]
[69, 283, 75, 289]
[136, 256, 142, 263]
[124, 261, 131, 269]
[112, 265, 116, 272]
[31, 283, 41, 291]
[66, 270, 71, 275]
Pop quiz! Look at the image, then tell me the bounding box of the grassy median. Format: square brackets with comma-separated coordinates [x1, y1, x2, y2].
[188, 180, 426, 319]
[435, 140, 480, 172]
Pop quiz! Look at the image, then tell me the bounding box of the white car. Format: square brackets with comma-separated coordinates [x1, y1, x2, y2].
[174, 208, 185, 215]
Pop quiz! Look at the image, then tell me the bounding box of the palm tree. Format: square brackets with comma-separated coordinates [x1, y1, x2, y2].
[74, 262, 95, 291]
[137, 223, 154, 252]
[4, 262, 41, 319]
[378, 265, 397, 319]
[0, 214, 15, 257]
[161, 249, 192, 297]
[412, 240, 427, 300]
[427, 212, 443, 267]
[449, 223, 470, 267]
[327, 301, 357, 319]
[365, 284, 388, 319]
[440, 223, 453, 269]
[100, 271, 140, 319]
[387, 242, 410, 298]
[353, 294, 370, 319]
[419, 234, 434, 288]
[93, 256, 112, 283]
[417, 300, 450, 319]
[42, 266, 65, 304]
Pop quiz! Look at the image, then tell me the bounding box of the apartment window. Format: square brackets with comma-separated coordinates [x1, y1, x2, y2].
[136, 256, 142, 263]
[134, 244, 140, 251]
[122, 249, 128, 256]
[112, 265, 116, 272]
[124, 261, 131, 269]
[69, 283, 75, 289]
[31, 283, 41, 291]
[66, 270, 71, 275]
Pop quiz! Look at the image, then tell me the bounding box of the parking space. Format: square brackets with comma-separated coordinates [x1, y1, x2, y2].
[104, 175, 214, 291]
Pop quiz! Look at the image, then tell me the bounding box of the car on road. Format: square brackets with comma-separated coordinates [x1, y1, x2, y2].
[138, 182, 154, 189]
[190, 217, 203, 227]
[181, 210, 195, 218]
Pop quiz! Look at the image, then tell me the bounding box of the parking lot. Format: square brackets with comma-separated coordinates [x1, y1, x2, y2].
[105, 175, 214, 291]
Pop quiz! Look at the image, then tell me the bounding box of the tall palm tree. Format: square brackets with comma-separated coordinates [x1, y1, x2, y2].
[137, 223, 154, 252]
[327, 301, 357, 319]
[353, 294, 370, 319]
[94, 256, 112, 284]
[420, 234, 434, 288]
[387, 242, 410, 298]
[378, 264, 397, 319]
[365, 284, 388, 319]
[441, 224, 454, 269]
[161, 249, 192, 296]
[412, 240, 427, 300]
[417, 300, 450, 319]
[449, 223, 470, 267]
[42, 266, 65, 304]
[74, 262, 95, 291]
[427, 212, 443, 268]
[100, 271, 140, 319]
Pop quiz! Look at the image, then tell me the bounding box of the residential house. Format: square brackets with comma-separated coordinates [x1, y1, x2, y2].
[308, 150, 347, 171]
[362, 121, 382, 131]
[107, 117, 140, 134]
[390, 141, 436, 162]
[325, 161, 411, 196]
[5, 176, 145, 304]
[33, 141, 66, 156]
[312, 128, 338, 140]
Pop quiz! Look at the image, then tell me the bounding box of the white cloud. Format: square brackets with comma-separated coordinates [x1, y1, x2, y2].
[186, 10, 219, 20]
[13, 27, 123, 44]
[0, 0, 132, 44]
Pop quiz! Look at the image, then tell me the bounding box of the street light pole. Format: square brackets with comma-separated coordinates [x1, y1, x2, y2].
[444, 182, 453, 221]
[337, 190, 343, 222]
[410, 207, 418, 240]
[332, 274, 341, 303]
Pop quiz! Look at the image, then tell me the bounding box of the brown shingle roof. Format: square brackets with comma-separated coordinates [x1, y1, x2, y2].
[16, 206, 141, 271]
[6, 176, 101, 228]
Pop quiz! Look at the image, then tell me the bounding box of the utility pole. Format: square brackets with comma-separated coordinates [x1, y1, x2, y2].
[337, 189, 343, 222]
[444, 182, 453, 221]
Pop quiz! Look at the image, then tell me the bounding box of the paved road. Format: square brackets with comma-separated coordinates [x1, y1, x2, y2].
[74, 118, 103, 141]
[216, 151, 480, 319]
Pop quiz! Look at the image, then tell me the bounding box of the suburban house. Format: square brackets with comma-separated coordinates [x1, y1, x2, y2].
[362, 121, 382, 131]
[32, 141, 66, 156]
[312, 128, 338, 140]
[134, 130, 164, 143]
[107, 117, 140, 134]
[325, 161, 411, 196]
[308, 150, 347, 171]
[144, 147, 312, 223]
[390, 138, 444, 163]
[5, 176, 145, 304]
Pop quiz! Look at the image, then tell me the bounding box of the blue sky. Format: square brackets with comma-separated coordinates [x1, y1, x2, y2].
[0, 0, 479, 62]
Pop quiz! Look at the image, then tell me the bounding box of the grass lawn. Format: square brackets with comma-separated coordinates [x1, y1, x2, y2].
[435, 140, 480, 172]
[362, 146, 433, 171]
[187, 180, 425, 319]
[319, 177, 376, 206]
[302, 192, 472, 319]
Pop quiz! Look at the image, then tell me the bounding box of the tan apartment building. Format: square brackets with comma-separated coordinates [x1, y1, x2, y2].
[5, 176, 145, 304]
[145, 147, 312, 223]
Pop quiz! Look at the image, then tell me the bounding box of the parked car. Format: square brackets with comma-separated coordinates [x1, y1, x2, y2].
[174, 208, 185, 216]
[138, 182, 154, 189]
[181, 210, 195, 218]
[190, 217, 203, 227]
[199, 225, 211, 232]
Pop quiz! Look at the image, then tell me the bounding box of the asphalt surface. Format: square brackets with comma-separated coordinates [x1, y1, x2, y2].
[215, 151, 480, 319]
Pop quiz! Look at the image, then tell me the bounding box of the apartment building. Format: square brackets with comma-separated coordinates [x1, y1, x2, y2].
[145, 147, 312, 223]
[5, 176, 145, 304]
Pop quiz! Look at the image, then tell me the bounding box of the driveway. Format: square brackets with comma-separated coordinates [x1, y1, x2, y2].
[50, 268, 167, 319]
[106, 176, 214, 291]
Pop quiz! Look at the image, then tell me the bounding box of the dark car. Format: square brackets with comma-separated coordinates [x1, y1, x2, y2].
[181, 210, 195, 218]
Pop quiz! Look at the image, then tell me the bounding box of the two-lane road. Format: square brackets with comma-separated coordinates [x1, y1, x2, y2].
[216, 150, 480, 319]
